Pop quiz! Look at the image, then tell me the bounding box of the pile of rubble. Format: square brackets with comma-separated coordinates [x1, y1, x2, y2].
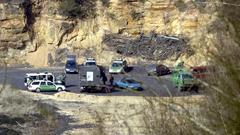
[103, 33, 194, 60]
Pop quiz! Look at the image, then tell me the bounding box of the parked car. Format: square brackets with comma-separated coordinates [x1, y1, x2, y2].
[156, 64, 171, 76]
[109, 59, 128, 74]
[114, 78, 143, 91]
[27, 80, 65, 92]
[145, 64, 157, 76]
[84, 58, 96, 66]
[146, 64, 171, 76]
[65, 55, 78, 74]
[190, 66, 214, 79]
[171, 71, 199, 92]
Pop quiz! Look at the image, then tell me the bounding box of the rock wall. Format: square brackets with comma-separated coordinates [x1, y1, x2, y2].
[0, 0, 237, 67]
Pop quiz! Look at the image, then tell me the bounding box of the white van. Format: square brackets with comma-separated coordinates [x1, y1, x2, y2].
[24, 72, 55, 87]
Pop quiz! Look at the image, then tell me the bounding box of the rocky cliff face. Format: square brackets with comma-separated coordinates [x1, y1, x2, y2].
[0, 0, 237, 67]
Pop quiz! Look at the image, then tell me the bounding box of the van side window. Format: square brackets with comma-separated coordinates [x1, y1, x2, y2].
[32, 82, 40, 85]
[40, 82, 46, 85]
[39, 75, 46, 80]
[48, 75, 53, 82]
[47, 82, 54, 86]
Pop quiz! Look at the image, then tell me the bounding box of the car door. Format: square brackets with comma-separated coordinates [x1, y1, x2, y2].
[39, 82, 48, 91]
[121, 80, 129, 88]
[119, 79, 127, 88]
[47, 82, 56, 91]
[172, 73, 178, 84]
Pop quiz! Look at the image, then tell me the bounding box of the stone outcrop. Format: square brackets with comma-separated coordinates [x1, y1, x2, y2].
[0, 0, 237, 66]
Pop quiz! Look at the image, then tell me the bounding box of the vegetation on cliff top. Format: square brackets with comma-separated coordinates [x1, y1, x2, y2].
[59, 0, 97, 19]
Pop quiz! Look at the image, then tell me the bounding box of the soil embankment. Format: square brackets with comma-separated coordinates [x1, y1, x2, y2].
[20, 91, 204, 135]
[0, 87, 69, 135]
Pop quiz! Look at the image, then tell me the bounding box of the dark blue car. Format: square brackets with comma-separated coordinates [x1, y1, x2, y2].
[65, 61, 78, 74]
[114, 78, 143, 91]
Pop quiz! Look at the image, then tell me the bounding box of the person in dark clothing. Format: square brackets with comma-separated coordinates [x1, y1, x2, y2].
[103, 75, 107, 85]
[109, 75, 114, 86]
[101, 71, 107, 85]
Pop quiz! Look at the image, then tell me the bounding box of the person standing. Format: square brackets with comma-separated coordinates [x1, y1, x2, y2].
[101, 71, 107, 85]
[109, 75, 114, 86]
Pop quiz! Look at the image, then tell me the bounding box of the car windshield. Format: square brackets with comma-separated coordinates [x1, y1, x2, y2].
[29, 76, 38, 80]
[85, 62, 96, 66]
[147, 64, 156, 70]
[158, 65, 167, 69]
[66, 61, 76, 67]
[182, 74, 193, 79]
[112, 63, 122, 67]
[193, 68, 207, 73]
[125, 79, 137, 84]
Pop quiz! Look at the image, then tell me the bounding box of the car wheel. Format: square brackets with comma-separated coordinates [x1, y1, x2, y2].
[191, 85, 199, 93]
[36, 88, 41, 93]
[57, 87, 63, 92]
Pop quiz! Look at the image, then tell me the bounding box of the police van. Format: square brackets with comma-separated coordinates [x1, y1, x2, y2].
[24, 72, 55, 87]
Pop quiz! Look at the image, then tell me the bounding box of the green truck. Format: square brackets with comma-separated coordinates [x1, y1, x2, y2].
[172, 70, 199, 92]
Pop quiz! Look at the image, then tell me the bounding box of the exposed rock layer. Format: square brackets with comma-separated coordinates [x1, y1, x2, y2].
[0, 0, 238, 66]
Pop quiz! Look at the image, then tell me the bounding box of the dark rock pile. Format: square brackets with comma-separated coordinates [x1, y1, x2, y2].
[103, 33, 194, 60]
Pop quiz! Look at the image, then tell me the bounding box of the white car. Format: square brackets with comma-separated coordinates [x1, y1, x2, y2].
[84, 58, 96, 66]
[27, 80, 65, 92]
[109, 59, 127, 74]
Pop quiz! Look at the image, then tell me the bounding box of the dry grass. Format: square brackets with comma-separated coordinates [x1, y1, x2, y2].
[0, 85, 61, 135]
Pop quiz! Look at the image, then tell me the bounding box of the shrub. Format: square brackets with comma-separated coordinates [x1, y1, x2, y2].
[101, 0, 110, 7]
[59, 0, 97, 19]
[130, 10, 144, 21]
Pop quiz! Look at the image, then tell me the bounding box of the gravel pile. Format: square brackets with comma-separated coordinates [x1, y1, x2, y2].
[103, 33, 194, 60]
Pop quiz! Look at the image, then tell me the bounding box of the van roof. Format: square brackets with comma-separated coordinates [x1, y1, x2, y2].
[26, 72, 53, 76]
[86, 58, 95, 60]
[112, 60, 123, 64]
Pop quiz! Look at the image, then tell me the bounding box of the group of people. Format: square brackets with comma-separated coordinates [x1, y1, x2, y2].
[100, 71, 114, 86]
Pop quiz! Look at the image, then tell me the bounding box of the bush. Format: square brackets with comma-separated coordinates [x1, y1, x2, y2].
[130, 10, 144, 21]
[100, 0, 110, 7]
[59, 0, 97, 19]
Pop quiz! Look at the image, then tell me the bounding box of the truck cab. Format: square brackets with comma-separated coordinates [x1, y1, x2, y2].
[172, 71, 198, 92]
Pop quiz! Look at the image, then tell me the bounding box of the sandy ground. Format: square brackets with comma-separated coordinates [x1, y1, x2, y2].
[25, 45, 50, 67]
[20, 90, 204, 135]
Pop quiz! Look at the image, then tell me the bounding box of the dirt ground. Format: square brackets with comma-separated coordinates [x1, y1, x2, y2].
[0, 86, 67, 135]
[20, 91, 204, 135]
